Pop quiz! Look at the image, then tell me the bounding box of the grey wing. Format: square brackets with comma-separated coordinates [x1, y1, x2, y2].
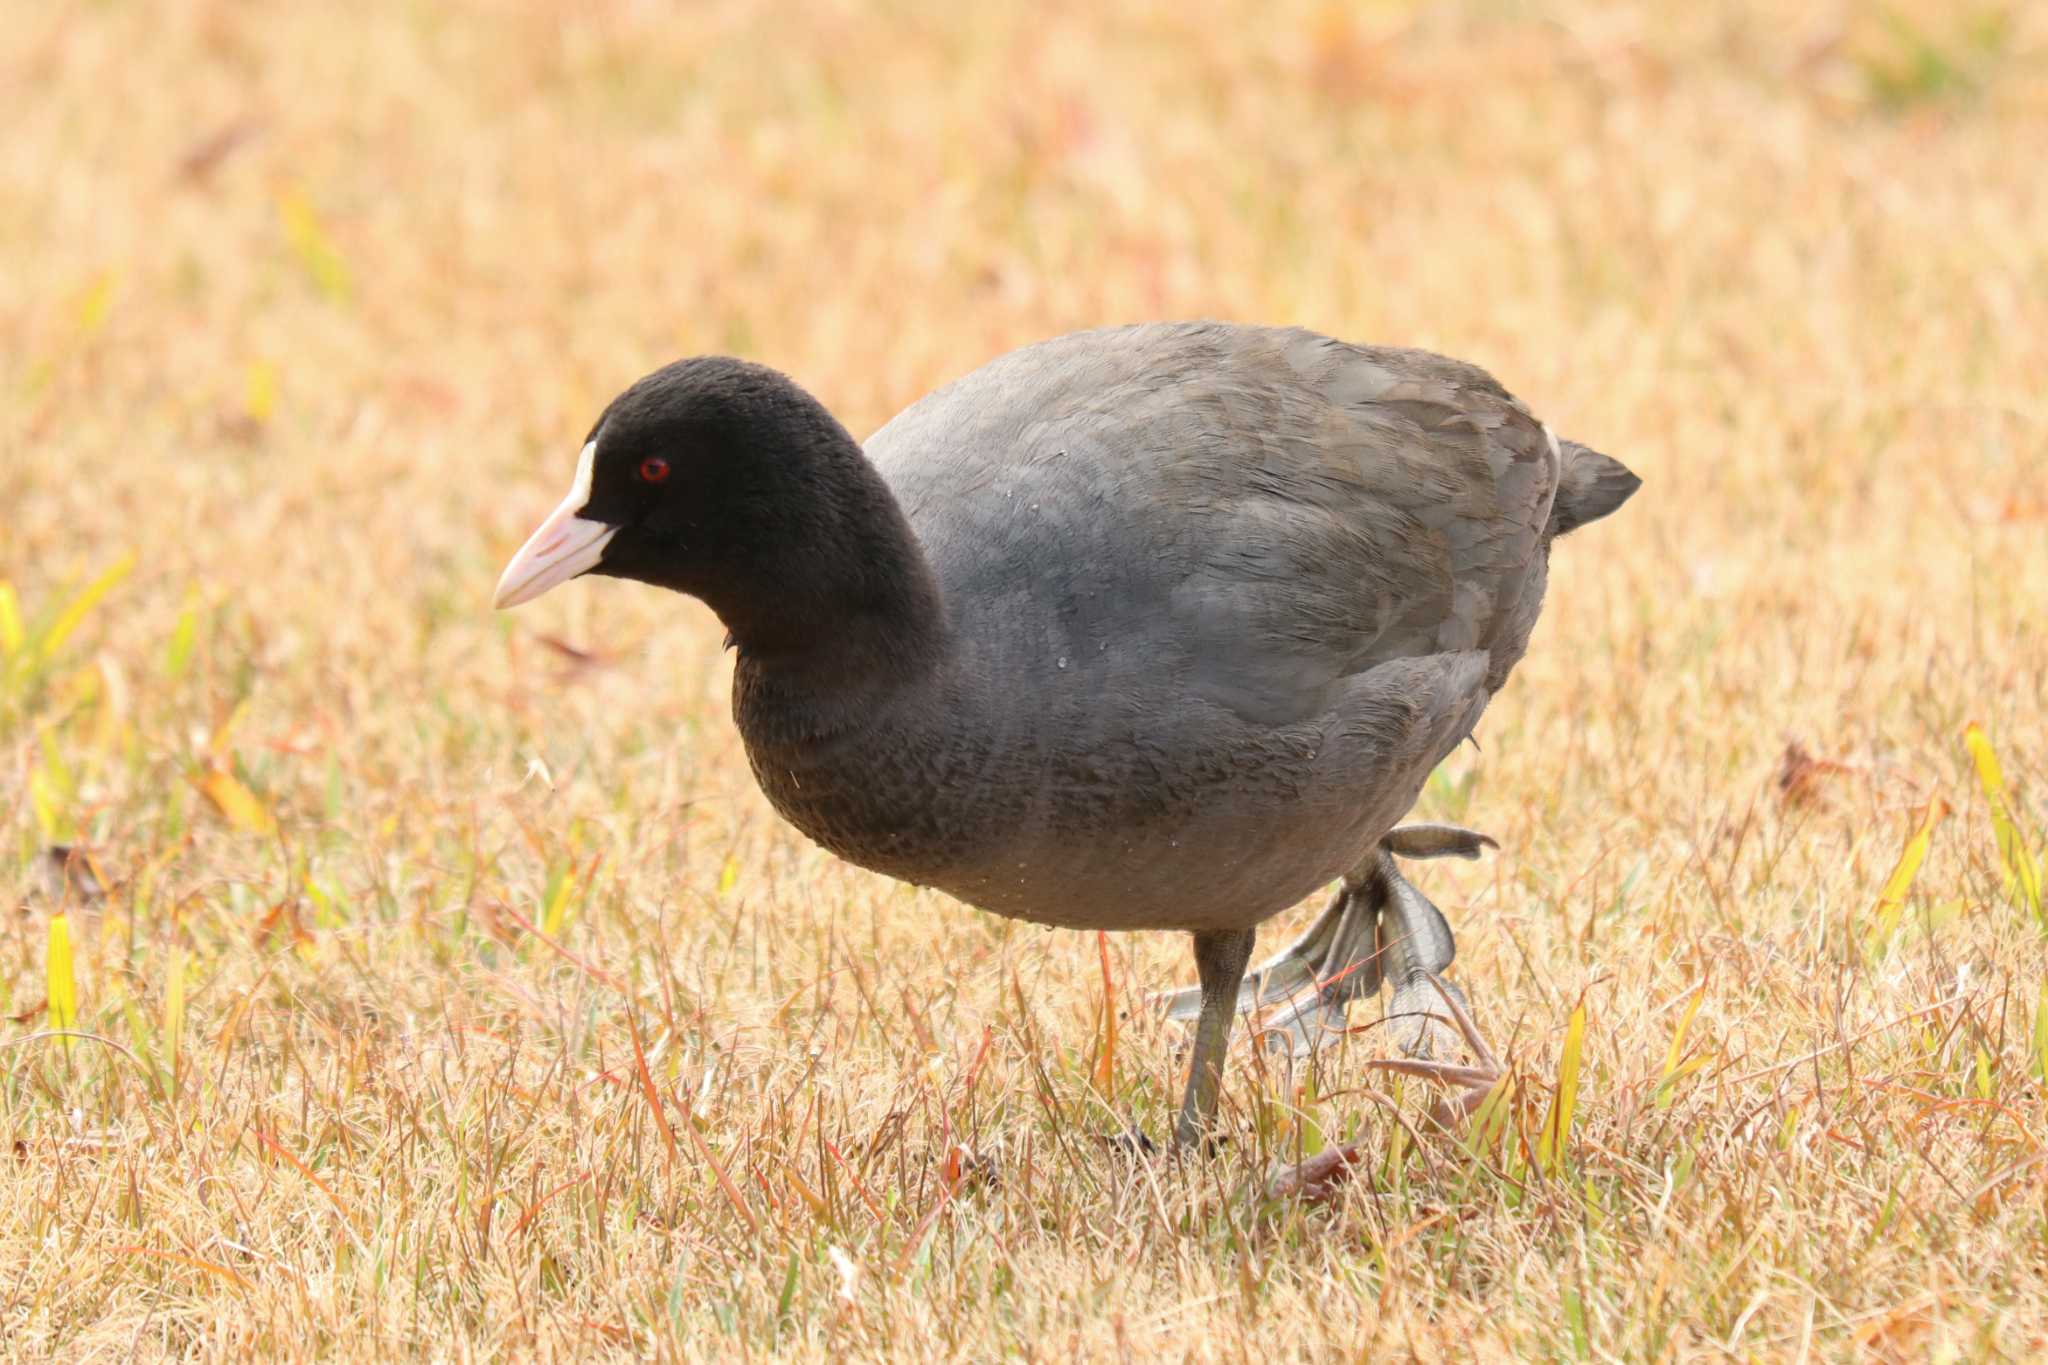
[1163, 329, 1563, 727]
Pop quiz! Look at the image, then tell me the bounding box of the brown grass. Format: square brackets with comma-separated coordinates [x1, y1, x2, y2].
[5, 0, 2047, 1358]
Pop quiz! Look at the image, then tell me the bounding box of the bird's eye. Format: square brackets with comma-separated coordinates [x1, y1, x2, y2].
[638, 457, 671, 484]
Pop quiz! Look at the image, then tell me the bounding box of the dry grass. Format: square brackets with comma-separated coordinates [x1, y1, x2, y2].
[5, 0, 2047, 1358]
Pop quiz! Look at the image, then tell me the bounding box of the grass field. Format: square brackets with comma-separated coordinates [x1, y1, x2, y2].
[5, 0, 2047, 1357]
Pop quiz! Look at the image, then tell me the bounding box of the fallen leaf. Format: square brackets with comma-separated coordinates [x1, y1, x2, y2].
[174, 117, 262, 184]
[1776, 739, 1853, 808]
[254, 899, 312, 949]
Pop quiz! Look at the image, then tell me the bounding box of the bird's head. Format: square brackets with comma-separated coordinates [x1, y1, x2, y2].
[493, 356, 856, 610]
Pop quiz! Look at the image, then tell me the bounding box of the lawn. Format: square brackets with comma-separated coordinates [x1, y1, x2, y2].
[4, 0, 2046, 1357]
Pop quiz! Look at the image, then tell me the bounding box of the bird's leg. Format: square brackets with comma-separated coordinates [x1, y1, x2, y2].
[1173, 927, 1257, 1149]
[1369, 849, 1504, 1123]
[1158, 879, 1379, 1053]
[1155, 823, 1494, 1057]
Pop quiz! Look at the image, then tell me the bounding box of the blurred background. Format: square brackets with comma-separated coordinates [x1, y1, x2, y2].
[4, 1, 2046, 1357]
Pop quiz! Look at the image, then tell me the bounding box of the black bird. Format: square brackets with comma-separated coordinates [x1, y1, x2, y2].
[495, 323, 1638, 1145]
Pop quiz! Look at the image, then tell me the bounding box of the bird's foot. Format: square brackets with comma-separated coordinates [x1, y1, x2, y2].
[1153, 822, 1494, 1059]
[1369, 972, 1504, 1127]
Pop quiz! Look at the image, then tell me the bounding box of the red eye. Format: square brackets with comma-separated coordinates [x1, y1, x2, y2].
[638, 457, 671, 483]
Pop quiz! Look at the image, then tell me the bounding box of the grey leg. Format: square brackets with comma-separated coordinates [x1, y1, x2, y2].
[1157, 823, 1495, 1055]
[1159, 878, 1381, 1051]
[1173, 927, 1257, 1148]
[1371, 849, 1503, 1120]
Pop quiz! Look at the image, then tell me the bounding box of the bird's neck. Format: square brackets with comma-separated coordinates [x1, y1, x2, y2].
[712, 448, 948, 744]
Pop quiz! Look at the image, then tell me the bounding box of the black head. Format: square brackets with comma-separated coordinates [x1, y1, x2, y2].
[495, 356, 869, 606]
[494, 356, 936, 662]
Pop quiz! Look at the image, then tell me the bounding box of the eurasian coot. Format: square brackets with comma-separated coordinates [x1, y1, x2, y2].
[495, 322, 1638, 1145]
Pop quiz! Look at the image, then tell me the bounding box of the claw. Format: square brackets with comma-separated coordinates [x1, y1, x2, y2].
[1427, 970, 1501, 1073]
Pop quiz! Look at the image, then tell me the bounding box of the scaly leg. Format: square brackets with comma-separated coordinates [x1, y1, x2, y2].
[1370, 848, 1504, 1122]
[1156, 824, 1494, 1055]
[1173, 927, 1257, 1148]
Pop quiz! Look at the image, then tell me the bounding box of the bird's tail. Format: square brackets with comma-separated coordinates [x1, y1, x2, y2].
[1549, 440, 1641, 537]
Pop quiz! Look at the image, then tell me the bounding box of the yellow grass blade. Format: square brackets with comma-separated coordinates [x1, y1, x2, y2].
[163, 595, 199, 680]
[206, 697, 252, 761]
[38, 728, 74, 800]
[1660, 987, 1702, 1079]
[197, 767, 277, 835]
[244, 358, 279, 424]
[1537, 1000, 1586, 1175]
[277, 185, 352, 301]
[1963, 723, 2042, 919]
[83, 661, 121, 754]
[41, 551, 135, 662]
[1654, 987, 1706, 1110]
[541, 862, 574, 938]
[0, 581, 23, 658]
[1965, 722, 2010, 804]
[1869, 797, 1947, 947]
[47, 914, 78, 1052]
[163, 946, 186, 1084]
[75, 270, 117, 336]
[29, 765, 65, 843]
[2033, 980, 2048, 1085]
